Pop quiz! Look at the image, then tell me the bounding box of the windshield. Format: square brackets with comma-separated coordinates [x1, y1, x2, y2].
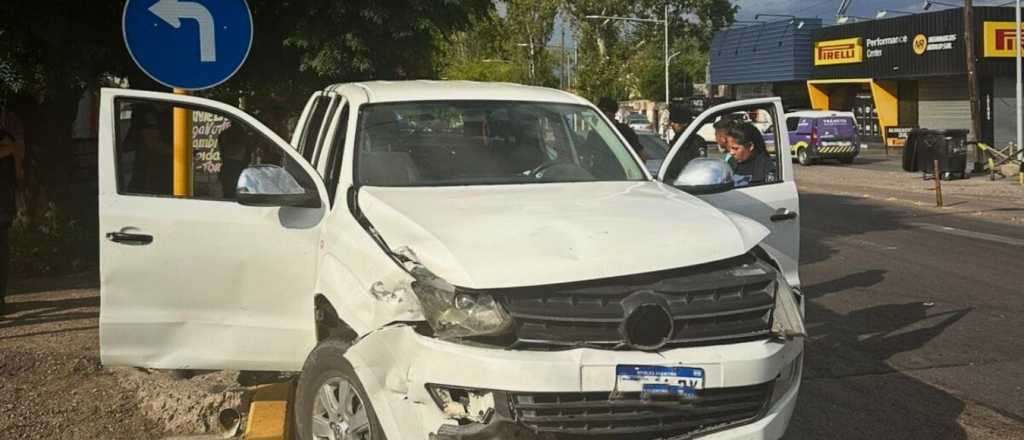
[355, 101, 646, 186]
[637, 133, 669, 160]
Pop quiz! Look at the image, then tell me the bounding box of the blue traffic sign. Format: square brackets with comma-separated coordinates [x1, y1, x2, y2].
[123, 0, 253, 90]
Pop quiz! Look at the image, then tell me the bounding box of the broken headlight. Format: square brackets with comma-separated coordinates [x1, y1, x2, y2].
[410, 268, 513, 339]
[771, 272, 806, 339]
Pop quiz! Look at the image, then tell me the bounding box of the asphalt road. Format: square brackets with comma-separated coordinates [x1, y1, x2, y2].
[787, 189, 1024, 439]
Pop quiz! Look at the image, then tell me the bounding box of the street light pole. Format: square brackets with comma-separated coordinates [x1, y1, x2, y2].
[664, 4, 670, 106]
[1016, 0, 1021, 165]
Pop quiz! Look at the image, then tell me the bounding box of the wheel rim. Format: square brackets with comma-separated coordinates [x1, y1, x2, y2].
[311, 377, 372, 440]
[799, 150, 807, 163]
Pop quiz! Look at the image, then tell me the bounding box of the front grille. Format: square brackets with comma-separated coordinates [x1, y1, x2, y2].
[507, 382, 774, 439]
[475, 254, 777, 350]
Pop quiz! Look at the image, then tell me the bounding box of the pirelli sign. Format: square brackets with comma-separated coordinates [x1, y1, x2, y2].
[815, 37, 864, 66]
[984, 22, 1024, 57]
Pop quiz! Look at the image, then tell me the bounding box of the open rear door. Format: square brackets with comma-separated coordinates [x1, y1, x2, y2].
[98, 88, 329, 371]
[658, 98, 801, 288]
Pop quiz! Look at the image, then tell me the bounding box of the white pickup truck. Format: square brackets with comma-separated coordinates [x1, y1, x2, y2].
[98, 81, 804, 440]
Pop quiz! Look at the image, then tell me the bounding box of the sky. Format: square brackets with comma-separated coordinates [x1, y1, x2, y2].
[549, 0, 1011, 47]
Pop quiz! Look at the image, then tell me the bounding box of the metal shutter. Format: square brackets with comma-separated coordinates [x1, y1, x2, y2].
[992, 77, 1017, 150]
[918, 78, 972, 138]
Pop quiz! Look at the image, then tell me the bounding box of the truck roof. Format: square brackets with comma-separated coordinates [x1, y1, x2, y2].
[328, 80, 590, 105]
[785, 110, 856, 119]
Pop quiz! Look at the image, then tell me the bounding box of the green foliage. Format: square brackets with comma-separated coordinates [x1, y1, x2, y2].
[562, 0, 735, 102]
[439, 0, 563, 88]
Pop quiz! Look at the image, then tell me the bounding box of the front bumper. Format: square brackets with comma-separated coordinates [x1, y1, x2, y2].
[810, 143, 859, 159]
[344, 326, 803, 440]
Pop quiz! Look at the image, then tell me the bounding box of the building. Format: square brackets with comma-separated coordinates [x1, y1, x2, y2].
[708, 18, 824, 109]
[709, 7, 1023, 148]
[810, 7, 1021, 147]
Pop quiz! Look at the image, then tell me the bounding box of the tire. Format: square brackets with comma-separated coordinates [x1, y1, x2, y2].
[294, 339, 387, 440]
[797, 148, 812, 166]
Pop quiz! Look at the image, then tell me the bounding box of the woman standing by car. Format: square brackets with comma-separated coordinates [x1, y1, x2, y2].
[725, 123, 776, 187]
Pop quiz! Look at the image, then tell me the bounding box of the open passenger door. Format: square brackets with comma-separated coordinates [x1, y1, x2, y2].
[98, 89, 328, 371]
[658, 98, 801, 288]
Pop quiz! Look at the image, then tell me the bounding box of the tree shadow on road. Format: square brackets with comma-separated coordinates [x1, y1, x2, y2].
[789, 275, 973, 439]
[0, 295, 99, 330]
[789, 191, 979, 439]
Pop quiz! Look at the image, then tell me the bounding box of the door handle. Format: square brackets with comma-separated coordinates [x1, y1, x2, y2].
[106, 231, 154, 246]
[770, 209, 798, 222]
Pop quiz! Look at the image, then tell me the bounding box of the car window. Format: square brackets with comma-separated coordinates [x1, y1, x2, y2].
[665, 103, 783, 189]
[786, 117, 800, 132]
[324, 104, 350, 206]
[355, 101, 646, 186]
[637, 134, 669, 160]
[297, 96, 329, 162]
[114, 99, 316, 201]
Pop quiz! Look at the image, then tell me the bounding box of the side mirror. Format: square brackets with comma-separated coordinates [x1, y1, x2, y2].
[236, 164, 319, 208]
[672, 158, 735, 195]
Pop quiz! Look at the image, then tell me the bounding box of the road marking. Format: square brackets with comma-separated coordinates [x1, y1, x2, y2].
[908, 223, 1024, 247]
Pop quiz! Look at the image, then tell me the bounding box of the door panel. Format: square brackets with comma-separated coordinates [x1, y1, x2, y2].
[98, 88, 328, 371]
[658, 98, 801, 287]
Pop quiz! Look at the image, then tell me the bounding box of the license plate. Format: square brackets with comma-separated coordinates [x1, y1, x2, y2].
[615, 365, 704, 398]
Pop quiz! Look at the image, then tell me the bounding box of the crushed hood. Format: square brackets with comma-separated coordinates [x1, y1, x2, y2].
[358, 182, 768, 289]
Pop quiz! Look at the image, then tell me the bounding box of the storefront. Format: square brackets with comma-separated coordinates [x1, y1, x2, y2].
[708, 18, 823, 110]
[809, 7, 1022, 147]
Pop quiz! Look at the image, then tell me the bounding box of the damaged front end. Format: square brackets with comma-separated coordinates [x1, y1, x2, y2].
[426, 386, 554, 440]
[393, 247, 515, 340]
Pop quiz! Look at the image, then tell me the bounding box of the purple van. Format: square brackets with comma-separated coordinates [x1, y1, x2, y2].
[784, 111, 860, 166]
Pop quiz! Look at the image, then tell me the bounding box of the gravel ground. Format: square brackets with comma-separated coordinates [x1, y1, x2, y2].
[0, 273, 258, 439]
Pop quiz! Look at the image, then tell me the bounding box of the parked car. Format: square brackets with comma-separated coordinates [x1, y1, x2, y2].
[626, 111, 653, 132]
[776, 110, 860, 166]
[99, 83, 804, 440]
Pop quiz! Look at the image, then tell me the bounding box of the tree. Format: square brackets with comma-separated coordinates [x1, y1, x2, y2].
[0, 0, 492, 228]
[439, 0, 562, 88]
[562, 0, 735, 102]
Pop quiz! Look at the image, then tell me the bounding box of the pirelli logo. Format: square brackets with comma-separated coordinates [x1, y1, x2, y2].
[815, 38, 863, 66]
[984, 22, 1024, 57]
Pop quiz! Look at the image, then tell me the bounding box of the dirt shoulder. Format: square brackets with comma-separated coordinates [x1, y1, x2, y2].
[0, 274, 257, 439]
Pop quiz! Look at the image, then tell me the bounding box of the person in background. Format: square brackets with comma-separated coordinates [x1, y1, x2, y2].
[713, 118, 738, 163]
[724, 122, 775, 187]
[0, 128, 24, 316]
[597, 97, 646, 160]
[219, 123, 253, 199]
[126, 106, 174, 195]
[668, 103, 696, 147]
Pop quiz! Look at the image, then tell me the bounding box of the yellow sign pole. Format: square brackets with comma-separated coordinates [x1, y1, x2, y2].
[173, 88, 193, 197]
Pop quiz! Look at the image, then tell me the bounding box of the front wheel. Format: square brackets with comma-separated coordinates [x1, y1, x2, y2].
[797, 148, 813, 166]
[294, 339, 386, 440]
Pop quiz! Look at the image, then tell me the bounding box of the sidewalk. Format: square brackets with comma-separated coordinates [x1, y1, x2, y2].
[794, 148, 1024, 226]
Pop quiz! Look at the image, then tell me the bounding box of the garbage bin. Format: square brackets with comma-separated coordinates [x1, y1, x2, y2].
[904, 129, 969, 180]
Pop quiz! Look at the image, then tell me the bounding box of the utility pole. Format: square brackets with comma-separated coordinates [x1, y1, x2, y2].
[664, 4, 671, 106]
[562, 27, 567, 89]
[964, 0, 985, 172]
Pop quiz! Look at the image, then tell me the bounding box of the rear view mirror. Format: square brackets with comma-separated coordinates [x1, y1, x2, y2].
[236, 164, 319, 208]
[672, 158, 735, 195]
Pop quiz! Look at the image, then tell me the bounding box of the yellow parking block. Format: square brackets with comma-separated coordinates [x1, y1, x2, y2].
[244, 381, 295, 440]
